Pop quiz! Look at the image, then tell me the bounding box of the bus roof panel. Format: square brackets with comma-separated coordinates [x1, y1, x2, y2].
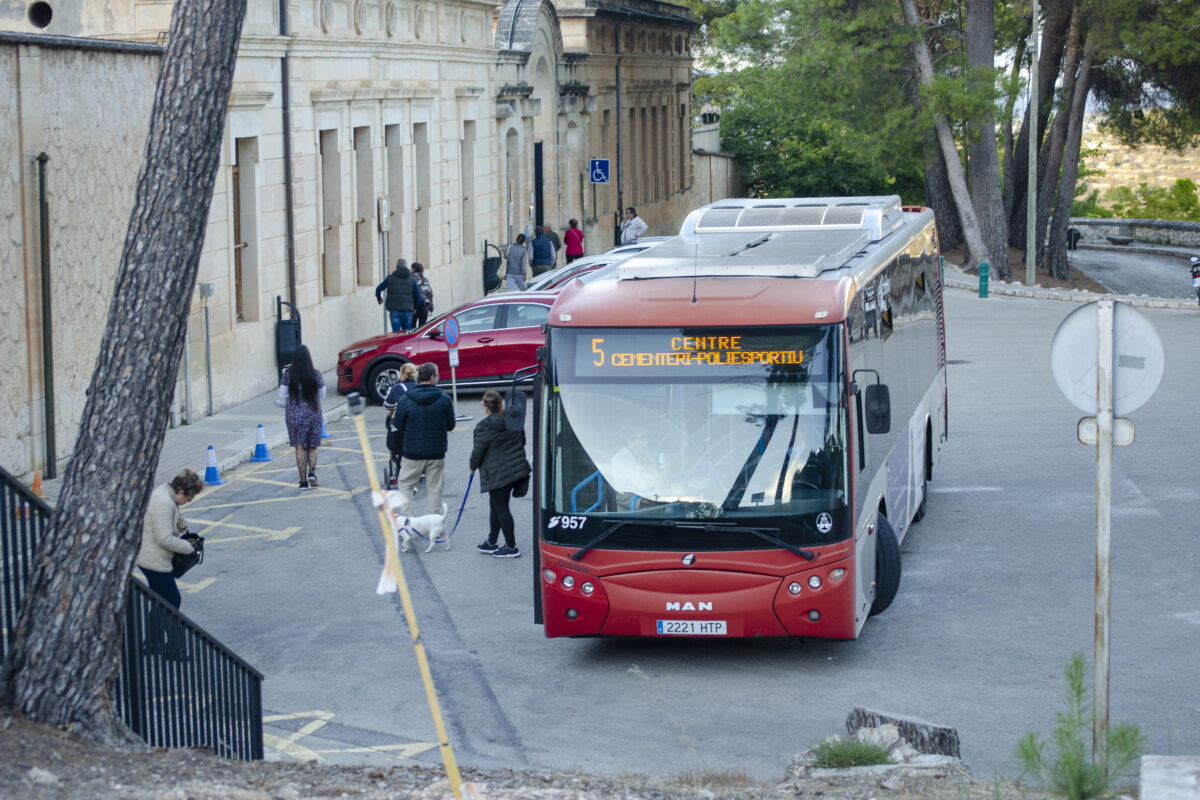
[617, 228, 870, 280]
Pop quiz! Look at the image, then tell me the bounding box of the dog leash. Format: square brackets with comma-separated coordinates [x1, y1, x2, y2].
[449, 473, 473, 538]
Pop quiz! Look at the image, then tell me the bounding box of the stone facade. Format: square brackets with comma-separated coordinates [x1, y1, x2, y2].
[1, 0, 702, 479]
[0, 31, 160, 477]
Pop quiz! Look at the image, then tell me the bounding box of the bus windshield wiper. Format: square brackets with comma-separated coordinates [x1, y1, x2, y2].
[571, 520, 640, 561]
[664, 521, 816, 560]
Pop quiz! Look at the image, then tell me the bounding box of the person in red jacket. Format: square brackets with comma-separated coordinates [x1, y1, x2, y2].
[564, 218, 584, 264]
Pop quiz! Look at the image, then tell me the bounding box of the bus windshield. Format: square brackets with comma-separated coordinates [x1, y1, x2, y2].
[544, 326, 847, 547]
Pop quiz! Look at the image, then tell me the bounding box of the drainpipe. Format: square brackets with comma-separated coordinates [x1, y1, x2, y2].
[280, 0, 297, 306]
[36, 153, 56, 479]
[614, 22, 623, 247]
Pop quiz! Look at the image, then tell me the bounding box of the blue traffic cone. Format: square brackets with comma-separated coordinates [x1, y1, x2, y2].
[321, 417, 331, 439]
[249, 424, 273, 462]
[203, 445, 225, 486]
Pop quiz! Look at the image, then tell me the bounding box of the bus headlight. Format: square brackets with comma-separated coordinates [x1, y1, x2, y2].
[808, 610, 821, 621]
[562, 575, 575, 589]
[581, 582, 594, 595]
[830, 568, 846, 581]
[808, 575, 822, 589]
[788, 581, 802, 595]
[543, 569, 556, 583]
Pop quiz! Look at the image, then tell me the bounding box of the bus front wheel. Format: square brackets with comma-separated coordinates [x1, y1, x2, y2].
[869, 515, 901, 617]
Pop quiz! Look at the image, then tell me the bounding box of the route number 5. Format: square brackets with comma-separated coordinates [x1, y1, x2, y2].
[591, 338, 605, 366]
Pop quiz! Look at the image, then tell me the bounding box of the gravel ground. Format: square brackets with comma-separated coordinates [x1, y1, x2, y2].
[0, 711, 1040, 800]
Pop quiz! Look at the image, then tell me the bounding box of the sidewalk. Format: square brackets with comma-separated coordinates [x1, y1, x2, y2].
[39, 370, 349, 505]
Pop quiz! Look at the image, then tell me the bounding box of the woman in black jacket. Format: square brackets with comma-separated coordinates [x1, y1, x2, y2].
[470, 390, 530, 558]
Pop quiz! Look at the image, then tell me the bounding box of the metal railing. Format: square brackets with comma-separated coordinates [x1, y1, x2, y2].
[0, 465, 263, 759]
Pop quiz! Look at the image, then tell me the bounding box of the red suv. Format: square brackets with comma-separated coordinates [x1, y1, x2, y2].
[337, 292, 556, 402]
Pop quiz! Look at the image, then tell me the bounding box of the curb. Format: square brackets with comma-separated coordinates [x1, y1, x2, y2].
[943, 271, 1198, 310]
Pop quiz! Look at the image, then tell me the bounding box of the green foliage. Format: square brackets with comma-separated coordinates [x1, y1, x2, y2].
[1090, 4, 1200, 150]
[1015, 653, 1145, 800]
[810, 736, 891, 769]
[1108, 180, 1200, 222]
[1072, 187, 1114, 218]
[697, 0, 929, 201]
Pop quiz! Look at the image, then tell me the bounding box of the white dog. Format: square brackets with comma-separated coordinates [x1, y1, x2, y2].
[372, 490, 450, 553]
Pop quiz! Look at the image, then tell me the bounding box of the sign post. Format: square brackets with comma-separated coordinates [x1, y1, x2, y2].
[589, 158, 609, 231]
[443, 315, 471, 422]
[1050, 299, 1163, 768]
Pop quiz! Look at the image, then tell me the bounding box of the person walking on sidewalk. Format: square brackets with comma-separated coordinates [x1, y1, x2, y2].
[542, 225, 562, 265]
[470, 390, 531, 558]
[564, 219, 584, 263]
[505, 234, 530, 290]
[137, 469, 202, 657]
[391, 362, 456, 514]
[277, 344, 325, 488]
[375, 258, 422, 332]
[412, 262, 434, 327]
[530, 228, 556, 276]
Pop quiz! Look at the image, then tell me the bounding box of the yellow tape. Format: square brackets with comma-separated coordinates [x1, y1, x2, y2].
[349, 408, 464, 799]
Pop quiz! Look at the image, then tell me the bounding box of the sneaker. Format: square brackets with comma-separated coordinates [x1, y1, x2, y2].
[492, 545, 521, 558]
[299, 480, 309, 489]
[307, 472, 318, 488]
[476, 540, 500, 554]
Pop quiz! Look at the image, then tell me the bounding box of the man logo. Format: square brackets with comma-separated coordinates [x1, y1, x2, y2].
[816, 512, 834, 534]
[666, 601, 713, 611]
[682, 553, 695, 566]
[548, 516, 560, 528]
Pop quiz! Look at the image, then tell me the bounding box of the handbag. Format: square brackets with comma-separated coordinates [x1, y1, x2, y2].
[171, 532, 205, 578]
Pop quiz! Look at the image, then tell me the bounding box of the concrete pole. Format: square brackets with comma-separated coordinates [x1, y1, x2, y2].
[1094, 298, 1113, 771]
[1026, 0, 1039, 287]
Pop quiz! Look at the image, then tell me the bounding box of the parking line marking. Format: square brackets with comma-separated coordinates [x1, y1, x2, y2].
[179, 577, 216, 593]
[264, 711, 336, 722]
[312, 742, 438, 758]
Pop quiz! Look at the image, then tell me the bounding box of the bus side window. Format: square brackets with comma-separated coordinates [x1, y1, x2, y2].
[855, 391, 866, 471]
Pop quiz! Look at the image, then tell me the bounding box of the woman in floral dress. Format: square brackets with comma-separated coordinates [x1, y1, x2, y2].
[277, 344, 325, 488]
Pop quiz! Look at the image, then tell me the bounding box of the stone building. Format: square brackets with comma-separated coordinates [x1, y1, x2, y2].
[1, 0, 701, 480]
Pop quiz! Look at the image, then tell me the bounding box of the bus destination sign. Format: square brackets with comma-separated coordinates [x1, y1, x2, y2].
[577, 332, 805, 377]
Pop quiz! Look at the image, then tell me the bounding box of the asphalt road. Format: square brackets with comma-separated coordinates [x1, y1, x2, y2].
[1069, 247, 1195, 299]
[179, 287, 1200, 783]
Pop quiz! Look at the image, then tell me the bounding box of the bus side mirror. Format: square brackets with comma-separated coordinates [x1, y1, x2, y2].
[864, 383, 891, 434]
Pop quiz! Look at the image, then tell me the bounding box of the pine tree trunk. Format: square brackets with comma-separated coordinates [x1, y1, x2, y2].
[1035, 5, 1083, 269]
[900, 0, 989, 269]
[0, 0, 246, 745]
[1005, 0, 1074, 248]
[924, 139, 963, 252]
[966, 0, 1010, 278]
[1047, 43, 1095, 280]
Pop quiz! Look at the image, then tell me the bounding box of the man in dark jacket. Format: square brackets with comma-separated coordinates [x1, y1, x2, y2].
[529, 228, 556, 276]
[391, 362, 456, 514]
[375, 258, 423, 332]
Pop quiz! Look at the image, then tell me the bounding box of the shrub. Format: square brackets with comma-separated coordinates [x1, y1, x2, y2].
[1015, 653, 1145, 800]
[810, 736, 890, 768]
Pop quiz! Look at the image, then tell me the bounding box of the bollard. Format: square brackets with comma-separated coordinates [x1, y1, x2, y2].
[978, 261, 989, 298]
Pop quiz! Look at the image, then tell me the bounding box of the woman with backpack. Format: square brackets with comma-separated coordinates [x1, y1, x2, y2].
[470, 390, 531, 558]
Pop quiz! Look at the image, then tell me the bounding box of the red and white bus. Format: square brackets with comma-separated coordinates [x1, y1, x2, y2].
[532, 196, 947, 639]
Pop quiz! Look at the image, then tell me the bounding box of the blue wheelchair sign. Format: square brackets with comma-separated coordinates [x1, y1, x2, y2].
[589, 158, 611, 184]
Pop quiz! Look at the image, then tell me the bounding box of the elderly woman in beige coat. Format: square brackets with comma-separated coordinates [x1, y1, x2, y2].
[138, 470, 203, 656]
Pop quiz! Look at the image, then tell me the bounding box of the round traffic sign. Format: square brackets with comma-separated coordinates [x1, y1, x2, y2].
[444, 315, 460, 348]
[1049, 300, 1164, 415]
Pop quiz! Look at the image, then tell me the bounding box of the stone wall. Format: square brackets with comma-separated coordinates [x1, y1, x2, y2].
[1069, 217, 1200, 248]
[0, 32, 160, 476]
